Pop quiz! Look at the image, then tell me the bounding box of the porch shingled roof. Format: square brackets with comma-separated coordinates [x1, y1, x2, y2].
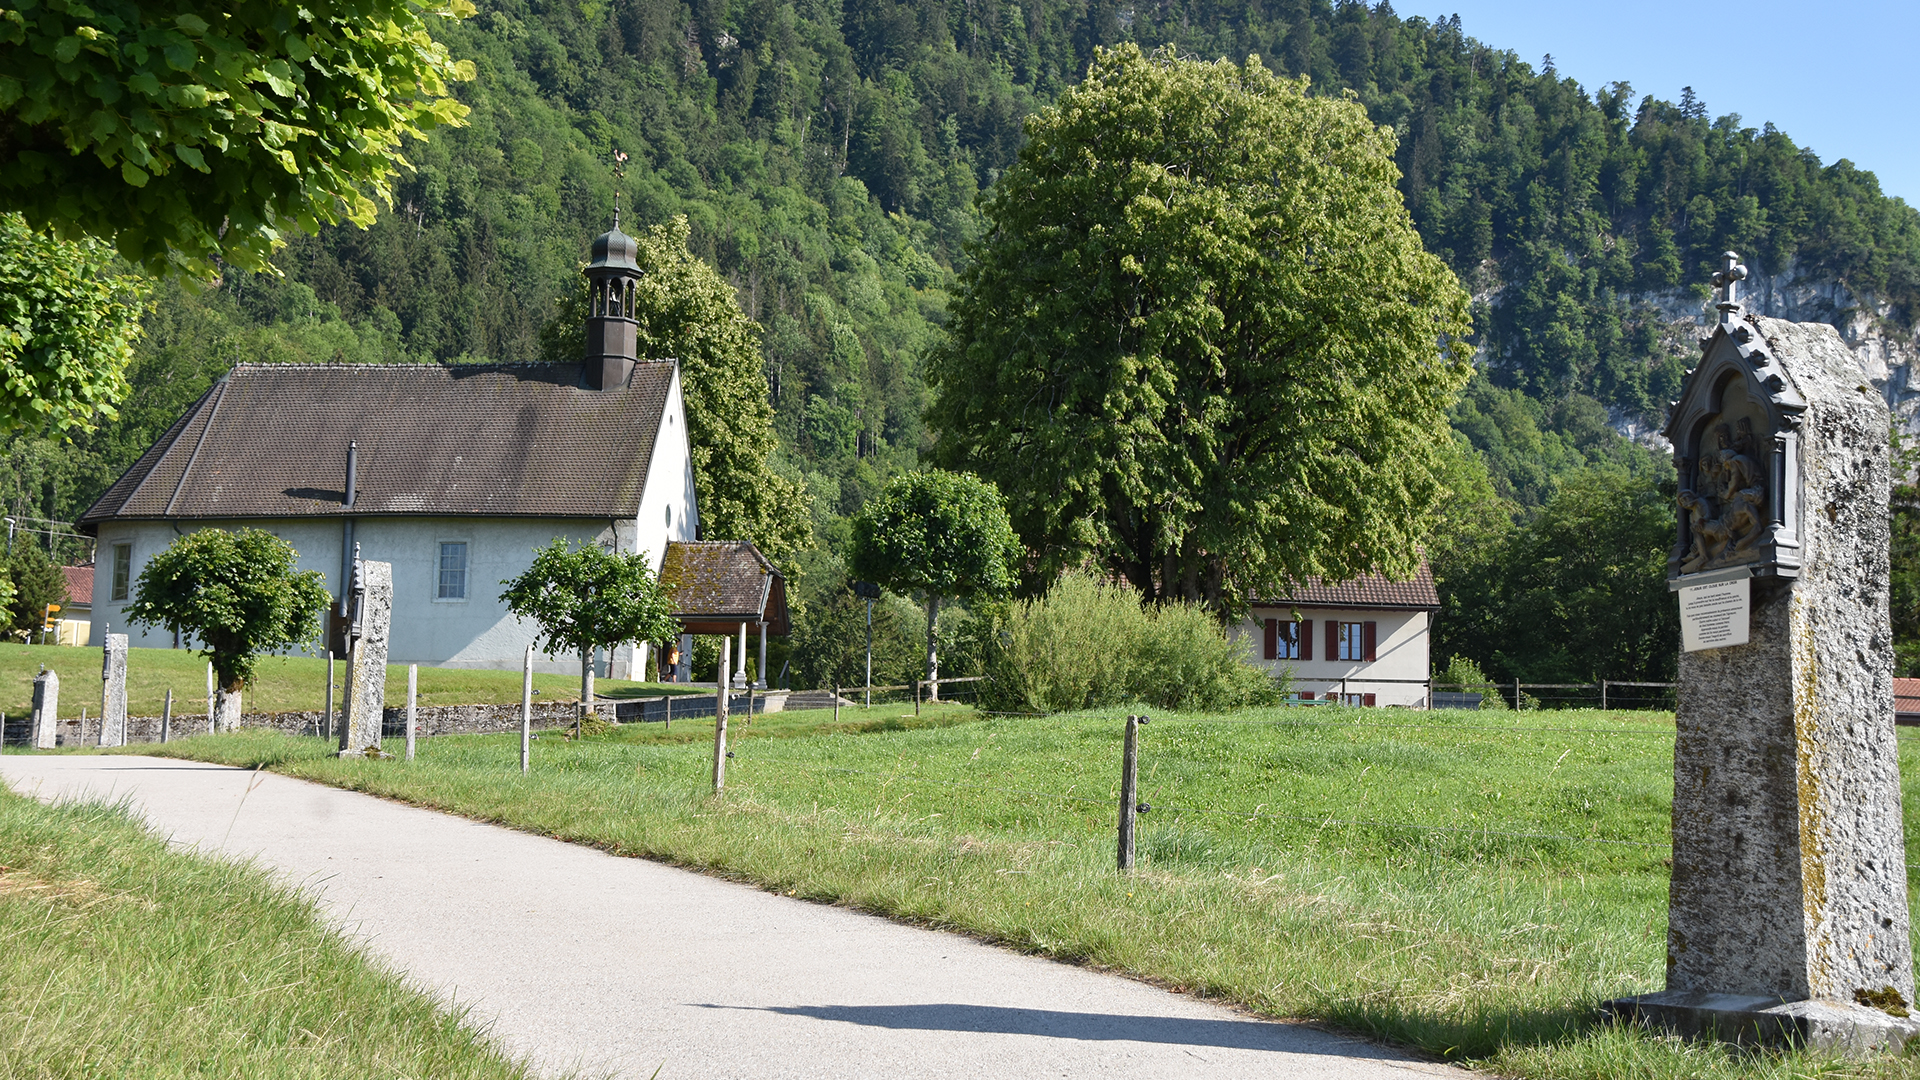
[660, 540, 789, 635]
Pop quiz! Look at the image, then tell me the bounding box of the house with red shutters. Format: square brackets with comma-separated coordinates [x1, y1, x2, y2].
[1240, 563, 1439, 707]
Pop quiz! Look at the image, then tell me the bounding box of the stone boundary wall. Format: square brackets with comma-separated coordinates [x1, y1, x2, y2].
[9, 690, 793, 746]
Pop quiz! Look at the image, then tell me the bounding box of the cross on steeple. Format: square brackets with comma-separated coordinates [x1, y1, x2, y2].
[1712, 250, 1748, 320]
[611, 149, 629, 230]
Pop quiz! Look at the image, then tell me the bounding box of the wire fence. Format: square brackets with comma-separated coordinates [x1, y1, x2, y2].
[752, 712, 1676, 854]
[779, 676, 1680, 714]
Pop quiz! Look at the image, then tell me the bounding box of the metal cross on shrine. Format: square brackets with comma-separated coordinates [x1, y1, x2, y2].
[1712, 249, 1749, 319]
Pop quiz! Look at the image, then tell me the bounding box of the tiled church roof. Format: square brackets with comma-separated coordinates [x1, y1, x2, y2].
[80, 361, 676, 528]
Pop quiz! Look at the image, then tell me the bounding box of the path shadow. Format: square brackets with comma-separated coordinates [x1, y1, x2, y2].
[691, 1003, 1401, 1057]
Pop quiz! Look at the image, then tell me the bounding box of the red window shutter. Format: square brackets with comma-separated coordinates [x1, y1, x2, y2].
[1363, 693, 1376, 707]
[1263, 618, 1278, 660]
[1326, 620, 1339, 661]
[1300, 620, 1313, 660]
[1363, 621, 1378, 662]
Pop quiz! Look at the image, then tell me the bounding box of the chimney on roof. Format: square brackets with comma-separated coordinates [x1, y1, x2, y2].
[582, 221, 640, 390]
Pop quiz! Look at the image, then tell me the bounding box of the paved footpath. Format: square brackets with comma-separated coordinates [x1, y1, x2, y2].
[2, 755, 1453, 1080]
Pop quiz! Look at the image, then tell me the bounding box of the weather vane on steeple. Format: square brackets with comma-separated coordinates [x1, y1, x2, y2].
[611, 149, 629, 230]
[1712, 250, 1748, 322]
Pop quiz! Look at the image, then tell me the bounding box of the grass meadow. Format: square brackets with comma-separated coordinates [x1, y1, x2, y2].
[0, 641, 706, 721]
[112, 701, 1920, 1078]
[0, 786, 540, 1078]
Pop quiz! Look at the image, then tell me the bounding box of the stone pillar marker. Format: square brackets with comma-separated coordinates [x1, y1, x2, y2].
[1606, 253, 1919, 1054]
[31, 668, 58, 750]
[338, 559, 393, 756]
[99, 632, 128, 748]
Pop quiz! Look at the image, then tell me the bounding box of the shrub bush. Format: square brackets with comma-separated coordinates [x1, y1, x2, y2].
[1436, 654, 1507, 711]
[981, 574, 1278, 713]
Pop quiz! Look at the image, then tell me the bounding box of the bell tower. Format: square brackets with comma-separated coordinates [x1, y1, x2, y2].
[582, 161, 641, 390]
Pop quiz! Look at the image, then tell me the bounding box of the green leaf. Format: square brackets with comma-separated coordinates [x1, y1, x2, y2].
[173, 144, 206, 171]
[162, 40, 196, 71]
[174, 14, 210, 34]
[53, 35, 80, 62]
[261, 59, 296, 98]
[120, 161, 149, 187]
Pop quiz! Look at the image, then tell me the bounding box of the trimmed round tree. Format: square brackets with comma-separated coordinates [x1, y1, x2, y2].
[499, 539, 679, 705]
[848, 471, 1022, 700]
[123, 528, 330, 730]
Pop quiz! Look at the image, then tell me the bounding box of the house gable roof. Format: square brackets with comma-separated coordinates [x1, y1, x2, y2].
[1253, 563, 1439, 611]
[80, 361, 677, 528]
[61, 564, 92, 607]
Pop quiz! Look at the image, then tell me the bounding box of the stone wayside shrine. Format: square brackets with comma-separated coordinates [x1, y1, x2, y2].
[1605, 254, 1918, 1053]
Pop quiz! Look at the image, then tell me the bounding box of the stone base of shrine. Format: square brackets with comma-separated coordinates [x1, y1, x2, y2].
[1603, 991, 1920, 1057]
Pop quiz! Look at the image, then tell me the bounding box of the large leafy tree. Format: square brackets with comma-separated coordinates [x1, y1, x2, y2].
[1891, 478, 1920, 676]
[123, 527, 330, 725]
[928, 44, 1472, 613]
[540, 216, 812, 567]
[499, 538, 679, 695]
[0, 0, 474, 278]
[0, 213, 150, 435]
[1436, 468, 1678, 684]
[847, 470, 1020, 698]
[4, 537, 59, 638]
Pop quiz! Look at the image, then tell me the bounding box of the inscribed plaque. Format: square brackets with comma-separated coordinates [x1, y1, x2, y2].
[1679, 576, 1750, 651]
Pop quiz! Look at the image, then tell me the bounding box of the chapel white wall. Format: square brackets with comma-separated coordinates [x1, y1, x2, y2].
[90, 517, 638, 674]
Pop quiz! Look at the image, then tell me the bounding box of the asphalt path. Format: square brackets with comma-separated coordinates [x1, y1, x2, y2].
[1, 754, 1455, 1080]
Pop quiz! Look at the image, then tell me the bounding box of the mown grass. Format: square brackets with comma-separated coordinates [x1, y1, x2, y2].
[126, 704, 1920, 1078]
[0, 787, 541, 1078]
[0, 641, 705, 720]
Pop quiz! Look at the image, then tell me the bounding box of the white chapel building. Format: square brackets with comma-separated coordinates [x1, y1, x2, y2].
[78, 224, 784, 678]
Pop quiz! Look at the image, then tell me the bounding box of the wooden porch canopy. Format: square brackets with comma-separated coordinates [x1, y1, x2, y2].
[659, 540, 790, 635]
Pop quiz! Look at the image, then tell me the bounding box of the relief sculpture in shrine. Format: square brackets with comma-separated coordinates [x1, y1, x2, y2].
[1678, 417, 1767, 574]
[1664, 252, 1805, 585]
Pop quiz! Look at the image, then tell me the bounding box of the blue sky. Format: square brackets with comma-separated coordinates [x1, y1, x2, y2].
[1436, 1, 1919, 206]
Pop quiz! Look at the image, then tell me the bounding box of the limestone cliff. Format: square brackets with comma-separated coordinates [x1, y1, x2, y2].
[1631, 260, 1920, 439]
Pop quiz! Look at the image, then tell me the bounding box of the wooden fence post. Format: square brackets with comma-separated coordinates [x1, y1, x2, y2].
[160, 688, 172, 744]
[405, 664, 417, 761]
[1117, 714, 1140, 871]
[915, 680, 922, 716]
[712, 650, 730, 793]
[519, 645, 532, 775]
[1514, 678, 1522, 710]
[833, 683, 840, 723]
[323, 651, 334, 741]
[1601, 679, 1608, 710]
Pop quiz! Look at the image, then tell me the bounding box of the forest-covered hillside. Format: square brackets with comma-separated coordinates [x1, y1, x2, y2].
[10, 0, 1920, 675]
